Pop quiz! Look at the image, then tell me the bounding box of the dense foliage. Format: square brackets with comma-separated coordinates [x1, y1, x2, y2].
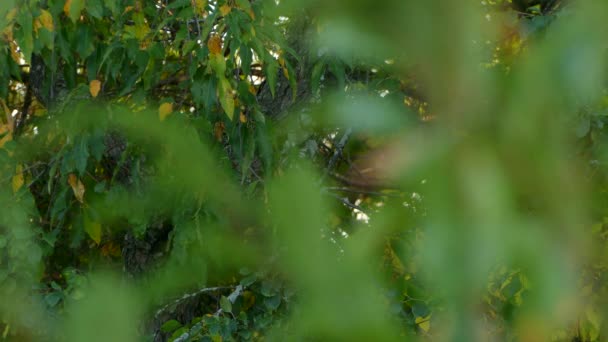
[2, 0, 608, 341]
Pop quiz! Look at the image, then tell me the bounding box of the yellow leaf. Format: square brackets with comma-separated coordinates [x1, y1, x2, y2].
[208, 35, 222, 55]
[34, 10, 54, 34]
[415, 316, 431, 333]
[219, 4, 231, 16]
[12, 165, 24, 193]
[84, 215, 102, 245]
[159, 102, 173, 121]
[89, 80, 101, 98]
[67, 173, 85, 203]
[282, 66, 290, 80]
[248, 9, 255, 19]
[239, 112, 247, 123]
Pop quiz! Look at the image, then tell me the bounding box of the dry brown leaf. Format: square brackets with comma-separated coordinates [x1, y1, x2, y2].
[68, 173, 85, 203]
[214, 121, 225, 142]
[207, 35, 222, 55]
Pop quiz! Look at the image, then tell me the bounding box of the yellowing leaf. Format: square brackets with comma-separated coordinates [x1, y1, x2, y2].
[34, 10, 54, 34]
[63, 0, 72, 16]
[0, 125, 11, 148]
[89, 80, 101, 98]
[133, 13, 150, 40]
[68, 173, 85, 203]
[192, 0, 207, 16]
[219, 4, 232, 16]
[84, 215, 102, 245]
[218, 78, 235, 120]
[6, 8, 18, 22]
[9, 41, 20, 63]
[208, 35, 222, 55]
[65, 0, 85, 22]
[12, 165, 24, 193]
[415, 316, 431, 333]
[159, 102, 173, 121]
[239, 112, 247, 123]
[282, 66, 290, 80]
[214, 121, 225, 141]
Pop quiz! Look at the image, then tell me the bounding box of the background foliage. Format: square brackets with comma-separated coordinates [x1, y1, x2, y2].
[1, 0, 608, 341]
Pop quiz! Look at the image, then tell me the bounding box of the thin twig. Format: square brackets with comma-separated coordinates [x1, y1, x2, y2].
[325, 186, 401, 197]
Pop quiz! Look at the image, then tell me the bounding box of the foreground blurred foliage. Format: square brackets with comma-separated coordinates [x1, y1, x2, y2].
[1, 0, 608, 341]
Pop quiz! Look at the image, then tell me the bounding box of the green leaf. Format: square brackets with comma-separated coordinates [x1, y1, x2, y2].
[311, 60, 325, 93]
[76, 26, 95, 63]
[16, 9, 33, 60]
[240, 274, 257, 287]
[263, 295, 281, 311]
[45, 292, 63, 307]
[412, 303, 430, 318]
[87, 0, 105, 19]
[220, 295, 232, 313]
[265, 56, 278, 98]
[84, 213, 102, 245]
[160, 319, 182, 333]
[210, 52, 227, 77]
[240, 44, 252, 75]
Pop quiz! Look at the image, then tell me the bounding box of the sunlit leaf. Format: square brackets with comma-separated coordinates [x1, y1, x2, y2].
[89, 80, 101, 98]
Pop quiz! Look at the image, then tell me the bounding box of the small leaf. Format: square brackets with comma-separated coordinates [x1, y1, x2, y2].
[67, 173, 85, 203]
[239, 112, 247, 123]
[12, 164, 24, 193]
[159, 102, 173, 121]
[220, 295, 232, 313]
[89, 80, 101, 98]
[219, 4, 232, 16]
